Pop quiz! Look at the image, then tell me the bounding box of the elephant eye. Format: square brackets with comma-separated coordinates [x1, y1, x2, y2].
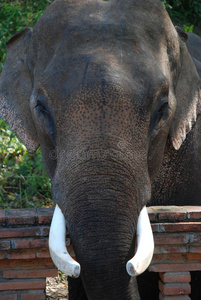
[35, 100, 49, 115]
[153, 101, 170, 127]
[157, 102, 169, 115]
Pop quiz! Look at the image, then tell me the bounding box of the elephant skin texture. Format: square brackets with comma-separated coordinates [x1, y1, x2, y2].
[0, 0, 201, 299]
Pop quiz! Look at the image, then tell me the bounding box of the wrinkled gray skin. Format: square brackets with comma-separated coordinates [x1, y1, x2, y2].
[0, 1, 201, 299]
[151, 30, 201, 206]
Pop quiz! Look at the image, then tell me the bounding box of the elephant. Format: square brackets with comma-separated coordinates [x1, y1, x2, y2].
[0, 0, 201, 299]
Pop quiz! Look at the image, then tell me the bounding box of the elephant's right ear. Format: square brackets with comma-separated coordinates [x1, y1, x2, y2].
[0, 28, 39, 153]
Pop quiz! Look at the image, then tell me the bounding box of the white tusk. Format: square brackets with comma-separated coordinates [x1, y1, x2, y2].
[49, 204, 81, 278]
[126, 206, 154, 277]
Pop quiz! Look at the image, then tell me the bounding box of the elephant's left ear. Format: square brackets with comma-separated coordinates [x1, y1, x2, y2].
[170, 27, 201, 150]
[0, 28, 39, 153]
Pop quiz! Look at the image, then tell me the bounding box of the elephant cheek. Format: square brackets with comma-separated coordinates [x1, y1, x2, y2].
[148, 136, 168, 181]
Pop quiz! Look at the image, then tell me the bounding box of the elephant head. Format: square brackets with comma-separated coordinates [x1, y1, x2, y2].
[0, 0, 200, 299]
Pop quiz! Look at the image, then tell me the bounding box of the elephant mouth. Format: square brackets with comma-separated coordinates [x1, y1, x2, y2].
[49, 205, 154, 278]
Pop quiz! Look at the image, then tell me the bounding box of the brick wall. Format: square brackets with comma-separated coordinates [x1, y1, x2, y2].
[0, 206, 201, 299]
[0, 208, 63, 300]
[148, 206, 201, 299]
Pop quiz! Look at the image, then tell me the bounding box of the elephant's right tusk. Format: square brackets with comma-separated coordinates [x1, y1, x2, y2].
[126, 206, 154, 277]
[49, 204, 81, 278]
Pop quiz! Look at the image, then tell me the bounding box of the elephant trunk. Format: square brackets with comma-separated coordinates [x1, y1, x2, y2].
[50, 154, 152, 299]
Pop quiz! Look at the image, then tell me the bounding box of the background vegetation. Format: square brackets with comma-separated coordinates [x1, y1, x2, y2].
[0, 0, 201, 209]
[0, 119, 52, 209]
[162, 0, 201, 28]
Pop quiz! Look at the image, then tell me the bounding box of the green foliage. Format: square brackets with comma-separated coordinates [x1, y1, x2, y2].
[161, 0, 201, 28]
[182, 24, 194, 33]
[0, 0, 54, 71]
[0, 119, 53, 209]
[0, 1, 54, 208]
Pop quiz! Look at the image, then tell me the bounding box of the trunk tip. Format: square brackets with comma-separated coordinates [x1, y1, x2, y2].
[126, 261, 137, 276]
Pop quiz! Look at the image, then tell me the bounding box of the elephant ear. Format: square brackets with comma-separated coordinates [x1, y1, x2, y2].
[0, 28, 39, 153]
[170, 27, 201, 150]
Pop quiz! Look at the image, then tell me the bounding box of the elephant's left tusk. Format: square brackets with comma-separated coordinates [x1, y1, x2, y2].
[126, 206, 154, 276]
[49, 204, 81, 278]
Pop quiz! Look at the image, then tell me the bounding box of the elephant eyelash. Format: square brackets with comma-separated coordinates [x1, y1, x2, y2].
[156, 102, 169, 115]
[34, 101, 49, 115]
[153, 102, 170, 127]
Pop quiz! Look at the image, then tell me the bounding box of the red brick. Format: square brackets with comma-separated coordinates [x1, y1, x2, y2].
[67, 245, 76, 259]
[0, 295, 17, 300]
[156, 222, 201, 233]
[159, 281, 191, 296]
[36, 250, 50, 258]
[151, 224, 159, 232]
[148, 205, 201, 222]
[154, 246, 188, 254]
[0, 258, 54, 269]
[0, 210, 6, 226]
[189, 246, 201, 253]
[189, 233, 201, 244]
[0, 228, 41, 238]
[12, 238, 48, 249]
[0, 251, 7, 260]
[149, 263, 201, 272]
[8, 250, 36, 260]
[186, 253, 201, 260]
[0, 240, 10, 250]
[187, 212, 201, 220]
[159, 292, 191, 300]
[148, 213, 157, 222]
[186, 206, 201, 220]
[7, 209, 36, 225]
[154, 233, 189, 245]
[21, 291, 46, 300]
[159, 272, 191, 283]
[37, 207, 54, 225]
[157, 206, 187, 222]
[158, 211, 187, 221]
[41, 227, 49, 236]
[0, 279, 46, 291]
[147, 207, 158, 222]
[152, 253, 187, 262]
[3, 268, 58, 279]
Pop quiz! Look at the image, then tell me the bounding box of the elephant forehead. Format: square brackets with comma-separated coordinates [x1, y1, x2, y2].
[32, 0, 178, 66]
[33, 0, 170, 40]
[36, 36, 168, 99]
[32, 0, 179, 97]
